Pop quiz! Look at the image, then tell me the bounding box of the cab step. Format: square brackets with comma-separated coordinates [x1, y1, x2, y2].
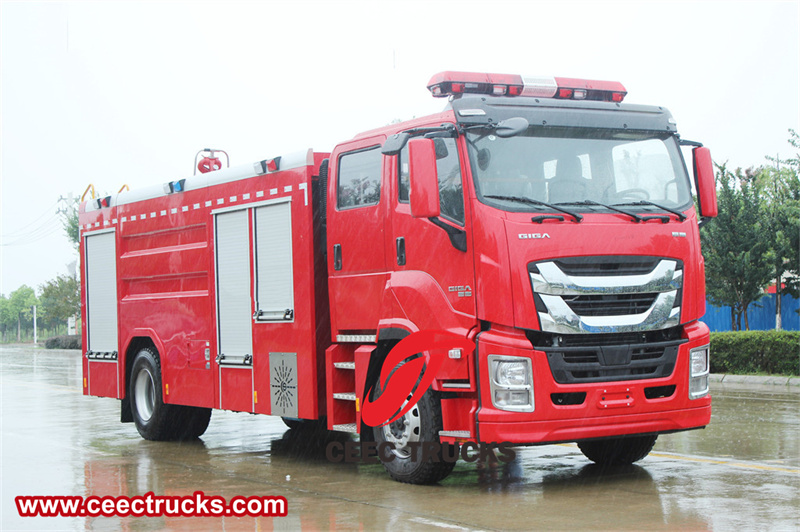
[333, 392, 356, 401]
[332, 423, 358, 433]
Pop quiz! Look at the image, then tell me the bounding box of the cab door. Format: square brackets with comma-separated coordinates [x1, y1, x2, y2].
[389, 136, 477, 332]
[327, 137, 388, 338]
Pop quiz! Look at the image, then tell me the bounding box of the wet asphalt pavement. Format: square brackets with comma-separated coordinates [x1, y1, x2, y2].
[2, 345, 798, 531]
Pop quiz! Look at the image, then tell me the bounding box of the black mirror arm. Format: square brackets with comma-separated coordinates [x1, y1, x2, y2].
[678, 138, 704, 147]
[427, 217, 467, 252]
[382, 124, 460, 155]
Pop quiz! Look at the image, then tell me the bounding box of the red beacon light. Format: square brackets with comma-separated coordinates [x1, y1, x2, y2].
[427, 72, 626, 102]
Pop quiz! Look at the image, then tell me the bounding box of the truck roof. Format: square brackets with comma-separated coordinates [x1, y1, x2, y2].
[83, 149, 319, 213]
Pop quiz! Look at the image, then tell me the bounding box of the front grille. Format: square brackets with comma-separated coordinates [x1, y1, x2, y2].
[526, 327, 682, 348]
[550, 256, 665, 277]
[631, 345, 667, 361]
[562, 351, 598, 364]
[529, 256, 684, 335]
[563, 293, 659, 316]
[541, 341, 682, 384]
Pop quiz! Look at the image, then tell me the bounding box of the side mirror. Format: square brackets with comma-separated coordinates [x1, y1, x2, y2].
[381, 132, 410, 156]
[693, 147, 717, 218]
[408, 138, 440, 218]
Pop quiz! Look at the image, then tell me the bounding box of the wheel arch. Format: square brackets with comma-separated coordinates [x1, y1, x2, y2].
[121, 331, 165, 399]
[121, 336, 160, 423]
[356, 327, 414, 440]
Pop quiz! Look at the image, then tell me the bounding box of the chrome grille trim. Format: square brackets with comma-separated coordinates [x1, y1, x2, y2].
[539, 293, 680, 334]
[531, 257, 683, 334]
[531, 259, 681, 295]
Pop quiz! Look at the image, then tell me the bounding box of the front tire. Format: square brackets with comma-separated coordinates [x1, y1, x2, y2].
[578, 435, 658, 466]
[372, 386, 456, 484]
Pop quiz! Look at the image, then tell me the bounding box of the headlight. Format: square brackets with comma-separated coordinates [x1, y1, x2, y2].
[691, 347, 709, 376]
[495, 360, 528, 386]
[488, 356, 534, 412]
[689, 346, 710, 399]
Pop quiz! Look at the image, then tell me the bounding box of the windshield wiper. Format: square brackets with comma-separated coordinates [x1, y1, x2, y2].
[612, 200, 687, 222]
[485, 195, 583, 223]
[556, 200, 669, 223]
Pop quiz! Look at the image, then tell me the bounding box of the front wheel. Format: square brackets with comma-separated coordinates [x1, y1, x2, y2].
[372, 387, 456, 484]
[578, 435, 658, 466]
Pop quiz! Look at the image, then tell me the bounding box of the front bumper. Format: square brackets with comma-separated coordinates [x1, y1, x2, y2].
[475, 321, 712, 444]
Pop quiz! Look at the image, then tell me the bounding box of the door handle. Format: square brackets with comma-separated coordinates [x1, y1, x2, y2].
[396, 237, 406, 266]
[333, 244, 342, 270]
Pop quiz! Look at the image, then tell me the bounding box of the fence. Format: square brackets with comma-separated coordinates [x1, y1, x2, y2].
[0, 324, 73, 344]
[702, 293, 800, 332]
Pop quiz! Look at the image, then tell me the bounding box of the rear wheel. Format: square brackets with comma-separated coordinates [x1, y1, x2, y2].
[578, 435, 658, 466]
[372, 386, 456, 484]
[281, 417, 328, 434]
[177, 407, 212, 439]
[129, 347, 211, 441]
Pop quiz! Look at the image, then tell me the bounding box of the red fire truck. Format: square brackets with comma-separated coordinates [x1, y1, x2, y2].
[80, 71, 718, 484]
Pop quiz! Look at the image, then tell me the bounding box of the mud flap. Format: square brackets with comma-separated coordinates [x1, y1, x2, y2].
[120, 397, 133, 423]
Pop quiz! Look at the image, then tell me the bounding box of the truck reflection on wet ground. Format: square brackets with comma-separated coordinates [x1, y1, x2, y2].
[2, 347, 799, 531]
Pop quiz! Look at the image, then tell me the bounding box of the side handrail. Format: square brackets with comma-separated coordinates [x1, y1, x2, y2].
[81, 184, 96, 201]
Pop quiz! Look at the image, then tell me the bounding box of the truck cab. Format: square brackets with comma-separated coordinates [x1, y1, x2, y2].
[325, 72, 717, 482]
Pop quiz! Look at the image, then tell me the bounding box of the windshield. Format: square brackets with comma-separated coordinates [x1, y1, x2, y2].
[466, 127, 693, 212]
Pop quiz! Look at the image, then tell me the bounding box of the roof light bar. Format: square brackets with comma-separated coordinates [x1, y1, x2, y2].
[427, 71, 627, 102]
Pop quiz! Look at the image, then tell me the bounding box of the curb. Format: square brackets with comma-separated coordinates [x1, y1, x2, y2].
[710, 374, 800, 387]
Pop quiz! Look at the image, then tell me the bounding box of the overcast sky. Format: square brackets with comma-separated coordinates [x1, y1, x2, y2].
[1, 0, 798, 296]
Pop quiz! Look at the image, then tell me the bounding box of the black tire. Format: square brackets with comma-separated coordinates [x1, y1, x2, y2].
[578, 435, 658, 466]
[372, 384, 456, 484]
[281, 417, 305, 430]
[129, 347, 211, 441]
[176, 406, 212, 440]
[281, 417, 327, 433]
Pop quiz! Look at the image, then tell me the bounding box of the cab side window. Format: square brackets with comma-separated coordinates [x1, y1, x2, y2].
[338, 147, 382, 209]
[398, 138, 464, 225]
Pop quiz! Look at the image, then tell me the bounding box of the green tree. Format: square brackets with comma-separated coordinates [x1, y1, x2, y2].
[701, 164, 773, 330]
[758, 129, 800, 328]
[8, 285, 39, 342]
[60, 195, 80, 251]
[0, 295, 13, 342]
[38, 275, 80, 330]
[756, 165, 800, 328]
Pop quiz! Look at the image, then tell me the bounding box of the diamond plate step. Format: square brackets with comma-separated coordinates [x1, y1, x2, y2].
[332, 392, 356, 401]
[439, 430, 472, 438]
